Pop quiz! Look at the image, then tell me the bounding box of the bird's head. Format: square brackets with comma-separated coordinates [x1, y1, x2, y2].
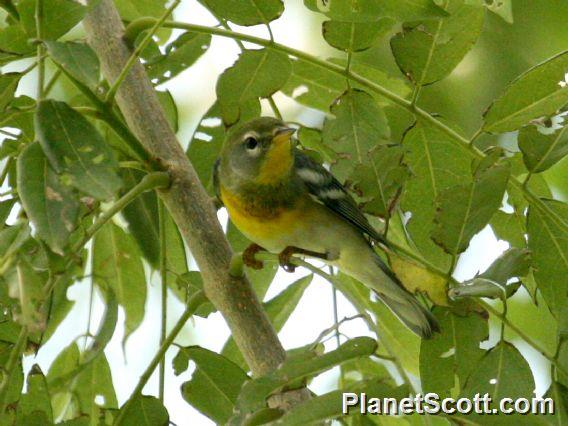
[220, 117, 296, 185]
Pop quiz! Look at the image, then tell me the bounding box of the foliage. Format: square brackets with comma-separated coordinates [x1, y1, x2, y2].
[0, 0, 567, 424]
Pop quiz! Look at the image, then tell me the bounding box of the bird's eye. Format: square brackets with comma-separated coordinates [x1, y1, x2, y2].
[244, 137, 258, 150]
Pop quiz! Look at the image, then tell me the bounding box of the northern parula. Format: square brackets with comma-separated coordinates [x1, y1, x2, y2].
[214, 117, 439, 338]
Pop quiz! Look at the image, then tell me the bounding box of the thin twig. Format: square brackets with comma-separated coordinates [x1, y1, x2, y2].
[104, 0, 181, 104]
[114, 291, 207, 425]
[158, 199, 168, 402]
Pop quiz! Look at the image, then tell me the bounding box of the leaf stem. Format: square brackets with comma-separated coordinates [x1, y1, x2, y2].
[114, 291, 207, 425]
[267, 96, 283, 120]
[469, 127, 483, 146]
[35, 0, 45, 101]
[475, 299, 566, 375]
[123, 19, 568, 235]
[44, 68, 62, 96]
[104, 0, 181, 104]
[158, 199, 168, 402]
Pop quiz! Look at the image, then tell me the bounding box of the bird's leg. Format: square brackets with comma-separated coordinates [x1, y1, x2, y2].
[278, 246, 330, 273]
[242, 243, 266, 270]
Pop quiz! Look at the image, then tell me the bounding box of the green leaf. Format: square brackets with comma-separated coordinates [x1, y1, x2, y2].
[490, 210, 527, 248]
[420, 307, 488, 397]
[0, 199, 16, 229]
[222, 274, 312, 369]
[92, 223, 146, 343]
[432, 159, 510, 255]
[0, 222, 30, 259]
[519, 125, 568, 173]
[175, 346, 249, 424]
[216, 49, 291, 122]
[115, 0, 166, 20]
[35, 100, 122, 201]
[401, 121, 471, 267]
[0, 341, 24, 421]
[0, 25, 33, 55]
[74, 352, 118, 414]
[477, 247, 530, 286]
[544, 382, 568, 425]
[147, 32, 211, 85]
[390, 0, 484, 86]
[0, 73, 21, 111]
[199, 0, 283, 26]
[16, 364, 53, 423]
[187, 100, 260, 195]
[46, 41, 100, 91]
[483, 50, 568, 133]
[377, 0, 449, 21]
[236, 337, 377, 413]
[10, 259, 45, 332]
[18, 0, 88, 40]
[119, 169, 160, 267]
[322, 19, 394, 52]
[461, 341, 535, 423]
[527, 200, 568, 317]
[323, 89, 390, 178]
[351, 144, 409, 218]
[119, 395, 169, 426]
[274, 382, 408, 425]
[17, 142, 80, 255]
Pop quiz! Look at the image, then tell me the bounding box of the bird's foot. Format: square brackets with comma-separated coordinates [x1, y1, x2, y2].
[278, 246, 331, 273]
[242, 243, 265, 270]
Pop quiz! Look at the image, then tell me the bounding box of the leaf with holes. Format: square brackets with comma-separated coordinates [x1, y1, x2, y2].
[390, 0, 484, 86]
[461, 341, 535, 423]
[483, 50, 568, 133]
[17, 142, 80, 255]
[92, 223, 146, 344]
[519, 125, 568, 173]
[322, 89, 390, 178]
[35, 100, 122, 200]
[431, 160, 510, 255]
[401, 121, 471, 268]
[147, 32, 212, 85]
[174, 346, 249, 424]
[420, 307, 488, 397]
[351, 144, 409, 219]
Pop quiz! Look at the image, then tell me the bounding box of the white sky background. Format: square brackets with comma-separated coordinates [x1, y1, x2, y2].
[0, 0, 554, 424]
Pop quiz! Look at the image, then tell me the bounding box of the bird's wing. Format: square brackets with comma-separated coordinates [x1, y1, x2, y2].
[212, 158, 223, 206]
[294, 150, 387, 247]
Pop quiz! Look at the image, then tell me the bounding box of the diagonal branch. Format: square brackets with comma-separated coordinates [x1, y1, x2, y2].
[82, 0, 309, 407]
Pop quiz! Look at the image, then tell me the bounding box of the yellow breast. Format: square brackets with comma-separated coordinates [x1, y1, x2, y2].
[220, 184, 305, 244]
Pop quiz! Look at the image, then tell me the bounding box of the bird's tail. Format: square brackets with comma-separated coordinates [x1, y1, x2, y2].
[371, 254, 440, 339]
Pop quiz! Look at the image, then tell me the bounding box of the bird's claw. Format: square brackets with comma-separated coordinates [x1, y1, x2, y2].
[278, 247, 297, 273]
[242, 243, 265, 270]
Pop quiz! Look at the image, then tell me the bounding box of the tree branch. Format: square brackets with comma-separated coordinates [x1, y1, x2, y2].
[82, 0, 309, 406]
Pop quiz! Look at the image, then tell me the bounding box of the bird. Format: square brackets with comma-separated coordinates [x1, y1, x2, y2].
[213, 116, 439, 338]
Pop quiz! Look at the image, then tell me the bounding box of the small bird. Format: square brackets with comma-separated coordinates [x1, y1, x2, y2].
[214, 117, 439, 338]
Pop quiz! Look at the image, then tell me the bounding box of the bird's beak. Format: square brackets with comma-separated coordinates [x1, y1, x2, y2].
[272, 127, 296, 147]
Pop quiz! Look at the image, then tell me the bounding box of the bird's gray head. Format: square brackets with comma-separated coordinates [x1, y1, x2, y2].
[220, 117, 296, 184]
